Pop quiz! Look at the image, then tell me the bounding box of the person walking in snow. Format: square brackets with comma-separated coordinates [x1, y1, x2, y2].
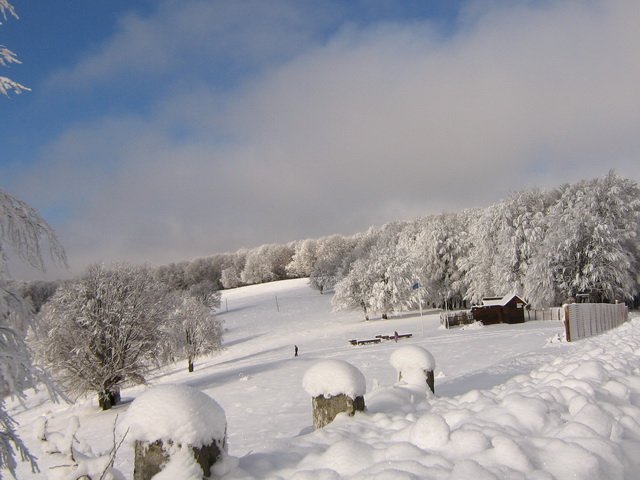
[294, 345, 299, 357]
[394, 331, 399, 343]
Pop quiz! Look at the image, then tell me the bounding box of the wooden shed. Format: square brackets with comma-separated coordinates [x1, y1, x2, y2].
[471, 294, 527, 325]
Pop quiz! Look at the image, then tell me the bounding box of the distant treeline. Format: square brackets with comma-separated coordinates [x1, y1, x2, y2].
[14, 171, 640, 318]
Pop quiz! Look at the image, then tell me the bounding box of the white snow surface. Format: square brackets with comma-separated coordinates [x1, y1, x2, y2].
[123, 384, 226, 447]
[6, 278, 640, 479]
[302, 359, 366, 399]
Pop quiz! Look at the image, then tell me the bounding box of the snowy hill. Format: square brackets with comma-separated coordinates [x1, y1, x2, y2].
[8, 278, 640, 479]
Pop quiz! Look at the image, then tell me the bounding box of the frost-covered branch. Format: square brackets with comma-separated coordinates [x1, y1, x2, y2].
[0, 75, 30, 96]
[0, 0, 29, 97]
[0, 190, 68, 275]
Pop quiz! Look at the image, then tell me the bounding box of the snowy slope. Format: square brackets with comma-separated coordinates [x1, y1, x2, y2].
[7, 278, 640, 479]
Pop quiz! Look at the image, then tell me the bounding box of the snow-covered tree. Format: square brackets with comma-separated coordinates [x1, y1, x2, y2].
[1, 189, 67, 478]
[332, 257, 375, 321]
[458, 205, 502, 305]
[36, 263, 170, 410]
[405, 213, 470, 310]
[286, 238, 317, 278]
[1, 323, 41, 479]
[0, 1, 30, 96]
[491, 190, 550, 297]
[153, 261, 188, 291]
[188, 279, 221, 310]
[221, 265, 242, 289]
[525, 172, 640, 306]
[164, 293, 224, 372]
[14, 279, 60, 314]
[241, 243, 294, 285]
[366, 243, 415, 319]
[184, 256, 223, 290]
[1, 190, 67, 277]
[309, 235, 353, 294]
[220, 249, 247, 289]
[333, 225, 414, 320]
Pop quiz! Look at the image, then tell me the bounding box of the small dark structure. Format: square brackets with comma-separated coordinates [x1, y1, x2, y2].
[471, 294, 527, 325]
[440, 310, 475, 328]
[374, 333, 413, 341]
[349, 338, 382, 345]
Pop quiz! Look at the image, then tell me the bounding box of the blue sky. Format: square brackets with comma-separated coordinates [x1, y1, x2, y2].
[2, 0, 639, 278]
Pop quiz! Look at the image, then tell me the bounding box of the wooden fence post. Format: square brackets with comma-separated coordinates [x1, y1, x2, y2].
[125, 385, 227, 480]
[302, 360, 366, 430]
[563, 305, 572, 342]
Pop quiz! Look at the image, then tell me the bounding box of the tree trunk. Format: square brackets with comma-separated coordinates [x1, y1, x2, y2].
[98, 387, 121, 410]
[188, 358, 194, 373]
[361, 302, 369, 321]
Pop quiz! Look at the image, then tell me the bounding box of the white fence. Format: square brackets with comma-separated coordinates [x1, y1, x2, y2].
[563, 303, 629, 342]
[525, 307, 564, 321]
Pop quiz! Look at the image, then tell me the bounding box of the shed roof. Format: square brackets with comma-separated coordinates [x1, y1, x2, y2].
[482, 293, 526, 307]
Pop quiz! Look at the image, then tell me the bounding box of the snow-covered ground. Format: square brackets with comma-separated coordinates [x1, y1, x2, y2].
[7, 278, 640, 479]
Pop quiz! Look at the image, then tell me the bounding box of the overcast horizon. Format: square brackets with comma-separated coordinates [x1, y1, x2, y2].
[2, 0, 639, 279]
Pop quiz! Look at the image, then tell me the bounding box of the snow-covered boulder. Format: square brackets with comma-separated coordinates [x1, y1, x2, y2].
[303, 360, 366, 429]
[390, 345, 436, 393]
[124, 384, 227, 480]
[303, 359, 366, 399]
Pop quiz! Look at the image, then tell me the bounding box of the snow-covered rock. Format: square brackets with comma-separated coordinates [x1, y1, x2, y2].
[389, 345, 436, 373]
[124, 384, 226, 447]
[302, 359, 366, 399]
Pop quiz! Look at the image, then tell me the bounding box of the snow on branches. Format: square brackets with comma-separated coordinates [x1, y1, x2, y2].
[0, 190, 67, 276]
[0, 0, 30, 96]
[1, 188, 67, 478]
[36, 263, 171, 410]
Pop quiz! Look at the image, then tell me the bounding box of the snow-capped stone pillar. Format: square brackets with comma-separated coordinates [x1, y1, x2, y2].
[390, 345, 436, 394]
[303, 359, 366, 429]
[124, 384, 227, 480]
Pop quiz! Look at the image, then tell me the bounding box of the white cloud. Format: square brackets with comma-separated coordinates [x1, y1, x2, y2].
[19, 0, 640, 274]
[47, 0, 335, 90]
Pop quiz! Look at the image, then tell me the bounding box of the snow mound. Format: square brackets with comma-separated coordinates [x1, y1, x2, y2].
[124, 384, 226, 447]
[303, 360, 366, 399]
[460, 321, 484, 330]
[390, 345, 436, 373]
[247, 318, 640, 479]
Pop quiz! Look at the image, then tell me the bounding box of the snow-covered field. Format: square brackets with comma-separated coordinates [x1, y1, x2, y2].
[7, 278, 640, 479]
